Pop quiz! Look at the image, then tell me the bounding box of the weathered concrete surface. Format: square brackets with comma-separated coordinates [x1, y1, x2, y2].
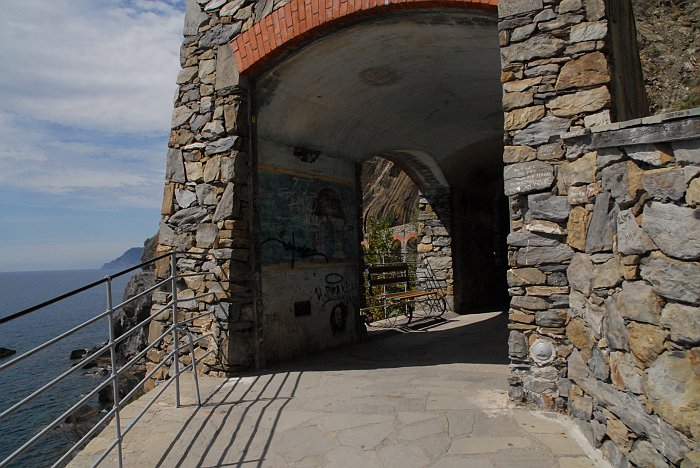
[70, 313, 607, 467]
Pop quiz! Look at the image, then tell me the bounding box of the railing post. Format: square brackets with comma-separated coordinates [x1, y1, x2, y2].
[171, 252, 181, 408]
[106, 276, 124, 468]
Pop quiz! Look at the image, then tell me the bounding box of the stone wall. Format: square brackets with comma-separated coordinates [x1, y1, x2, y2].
[499, 2, 699, 465]
[500, 0, 617, 411]
[148, 0, 256, 378]
[416, 193, 454, 311]
[560, 111, 700, 467]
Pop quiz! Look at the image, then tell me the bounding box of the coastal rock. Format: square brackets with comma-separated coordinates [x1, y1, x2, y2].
[0, 347, 17, 359]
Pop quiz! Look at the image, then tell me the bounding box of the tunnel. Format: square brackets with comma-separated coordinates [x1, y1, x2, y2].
[250, 8, 509, 360]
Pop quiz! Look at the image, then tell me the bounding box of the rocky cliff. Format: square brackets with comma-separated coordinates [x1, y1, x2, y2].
[632, 0, 699, 112]
[361, 157, 420, 231]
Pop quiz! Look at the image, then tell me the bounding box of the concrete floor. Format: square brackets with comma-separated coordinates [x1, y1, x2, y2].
[69, 312, 609, 467]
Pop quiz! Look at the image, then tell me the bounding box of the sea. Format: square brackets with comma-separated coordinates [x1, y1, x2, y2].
[0, 269, 132, 467]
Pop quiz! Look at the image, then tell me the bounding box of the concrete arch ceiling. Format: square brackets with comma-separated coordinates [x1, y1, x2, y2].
[255, 10, 504, 190]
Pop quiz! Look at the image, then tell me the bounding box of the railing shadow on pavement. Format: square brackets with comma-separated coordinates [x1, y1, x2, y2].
[152, 371, 303, 468]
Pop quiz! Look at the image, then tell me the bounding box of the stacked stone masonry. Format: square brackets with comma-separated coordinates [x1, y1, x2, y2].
[149, 0, 258, 381]
[500, 2, 700, 466]
[416, 193, 455, 311]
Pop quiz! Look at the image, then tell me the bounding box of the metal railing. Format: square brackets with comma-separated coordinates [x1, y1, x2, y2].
[0, 251, 218, 468]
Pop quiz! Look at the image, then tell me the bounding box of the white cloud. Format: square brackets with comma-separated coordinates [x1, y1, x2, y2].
[0, 1, 183, 210]
[0, 0, 183, 134]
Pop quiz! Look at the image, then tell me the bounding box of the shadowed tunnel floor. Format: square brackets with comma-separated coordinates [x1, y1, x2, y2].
[69, 312, 608, 468]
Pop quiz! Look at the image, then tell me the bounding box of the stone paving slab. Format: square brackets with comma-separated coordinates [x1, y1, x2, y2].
[69, 313, 610, 467]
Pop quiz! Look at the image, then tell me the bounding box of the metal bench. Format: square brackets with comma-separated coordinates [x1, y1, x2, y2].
[361, 262, 446, 326]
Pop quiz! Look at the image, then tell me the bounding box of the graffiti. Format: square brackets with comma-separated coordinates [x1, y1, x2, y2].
[261, 232, 327, 268]
[313, 273, 355, 307]
[260, 171, 357, 266]
[329, 302, 348, 334]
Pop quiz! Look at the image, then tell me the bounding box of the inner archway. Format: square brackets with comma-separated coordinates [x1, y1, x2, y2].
[254, 8, 507, 361]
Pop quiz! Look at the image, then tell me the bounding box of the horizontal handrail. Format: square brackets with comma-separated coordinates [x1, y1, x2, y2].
[0, 252, 171, 325]
[0, 250, 224, 468]
[0, 309, 111, 373]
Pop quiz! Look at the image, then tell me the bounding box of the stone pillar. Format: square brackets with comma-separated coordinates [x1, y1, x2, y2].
[499, 0, 615, 410]
[416, 190, 454, 312]
[148, 0, 258, 379]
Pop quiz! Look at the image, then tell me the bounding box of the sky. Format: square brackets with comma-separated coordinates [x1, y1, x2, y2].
[0, 0, 185, 272]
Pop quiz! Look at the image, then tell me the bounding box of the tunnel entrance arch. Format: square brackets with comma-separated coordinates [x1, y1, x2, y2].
[248, 6, 507, 361]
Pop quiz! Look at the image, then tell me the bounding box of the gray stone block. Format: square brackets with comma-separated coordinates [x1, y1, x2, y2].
[641, 253, 700, 305]
[498, 0, 544, 18]
[504, 161, 555, 196]
[642, 202, 700, 260]
[527, 193, 570, 222]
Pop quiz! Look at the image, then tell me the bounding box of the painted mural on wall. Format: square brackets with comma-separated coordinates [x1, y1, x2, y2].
[260, 171, 358, 267]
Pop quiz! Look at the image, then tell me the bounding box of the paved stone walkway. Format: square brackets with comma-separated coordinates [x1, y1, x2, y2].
[70, 312, 609, 467]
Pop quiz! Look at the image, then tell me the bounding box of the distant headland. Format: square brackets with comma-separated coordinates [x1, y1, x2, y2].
[101, 247, 144, 270]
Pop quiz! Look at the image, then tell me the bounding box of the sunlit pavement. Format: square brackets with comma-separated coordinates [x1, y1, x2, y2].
[70, 312, 609, 467]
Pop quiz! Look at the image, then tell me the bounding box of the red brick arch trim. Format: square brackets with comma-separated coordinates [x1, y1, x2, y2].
[231, 0, 498, 74]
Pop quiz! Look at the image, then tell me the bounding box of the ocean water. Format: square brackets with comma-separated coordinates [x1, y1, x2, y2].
[0, 269, 131, 467]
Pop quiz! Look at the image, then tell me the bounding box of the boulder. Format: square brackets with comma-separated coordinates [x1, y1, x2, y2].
[0, 347, 17, 359]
